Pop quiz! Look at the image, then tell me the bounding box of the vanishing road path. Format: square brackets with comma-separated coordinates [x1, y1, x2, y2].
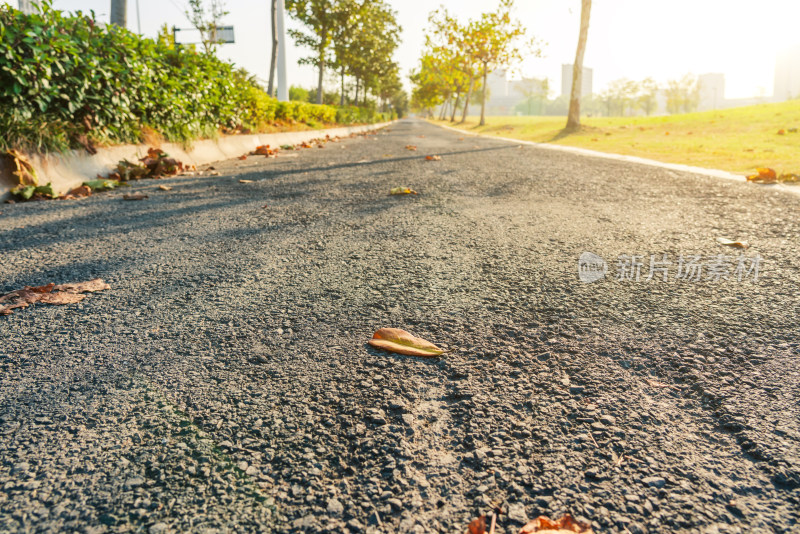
[1, 119, 799, 533]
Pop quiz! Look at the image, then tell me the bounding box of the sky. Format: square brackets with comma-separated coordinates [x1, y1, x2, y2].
[7, 0, 800, 99]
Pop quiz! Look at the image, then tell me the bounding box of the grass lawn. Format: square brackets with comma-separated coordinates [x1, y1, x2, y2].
[432, 99, 800, 174]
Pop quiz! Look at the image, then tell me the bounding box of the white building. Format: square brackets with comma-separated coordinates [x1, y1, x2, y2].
[698, 73, 725, 110]
[561, 64, 593, 97]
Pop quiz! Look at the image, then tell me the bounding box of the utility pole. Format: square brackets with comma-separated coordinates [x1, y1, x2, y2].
[276, 0, 288, 101]
[110, 0, 127, 28]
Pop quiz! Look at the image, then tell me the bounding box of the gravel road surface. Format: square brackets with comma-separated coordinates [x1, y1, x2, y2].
[1, 119, 799, 533]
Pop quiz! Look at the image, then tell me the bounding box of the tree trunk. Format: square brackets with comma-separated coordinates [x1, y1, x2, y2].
[566, 0, 591, 130]
[267, 0, 278, 96]
[355, 78, 359, 104]
[479, 63, 488, 126]
[450, 92, 460, 122]
[317, 57, 324, 104]
[460, 76, 473, 123]
[340, 68, 345, 106]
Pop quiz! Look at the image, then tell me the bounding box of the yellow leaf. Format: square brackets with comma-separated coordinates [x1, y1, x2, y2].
[368, 328, 444, 357]
[390, 187, 418, 195]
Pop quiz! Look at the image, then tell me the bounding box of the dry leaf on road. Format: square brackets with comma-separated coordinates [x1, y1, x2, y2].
[519, 514, 593, 534]
[747, 168, 777, 184]
[368, 328, 444, 357]
[123, 193, 148, 200]
[239, 180, 255, 184]
[467, 515, 487, 534]
[158, 185, 173, 191]
[425, 155, 442, 161]
[405, 145, 417, 151]
[716, 237, 749, 249]
[0, 279, 110, 316]
[389, 187, 417, 195]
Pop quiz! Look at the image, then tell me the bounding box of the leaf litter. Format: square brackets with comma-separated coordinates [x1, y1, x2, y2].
[0, 279, 110, 316]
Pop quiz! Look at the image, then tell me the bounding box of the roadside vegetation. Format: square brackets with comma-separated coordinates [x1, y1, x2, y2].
[0, 2, 396, 154]
[433, 99, 800, 174]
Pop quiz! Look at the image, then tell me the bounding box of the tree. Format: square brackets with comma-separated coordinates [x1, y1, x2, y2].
[268, 0, 278, 96]
[638, 77, 658, 115]
[468, 0, 536, 126]
[515, 77, 548, 115]
[566, 0, 591, 130]
[286, 0, 336, 104]
[185, 0, 229, 54]
[664, 74, 699, 114]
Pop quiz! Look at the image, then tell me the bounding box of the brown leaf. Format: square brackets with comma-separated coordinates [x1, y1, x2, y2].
[66, 185, 92, 198]
[405, 145, 417, 151]
[38, 293, 86, 305]
[123, 193, 148, 200]
[239, 179, 255, 184]
[368, 328, 444, 357]
[467, 515, 487, 534]
[53, 279, 111, 293]
[519, 514, 594, 534]
[0, 279, 109, 315]
[158, 185, 173, 191]
[5, 149, 38, 186]
[239, 155, 248, 160]
[425, 155, 441, 161]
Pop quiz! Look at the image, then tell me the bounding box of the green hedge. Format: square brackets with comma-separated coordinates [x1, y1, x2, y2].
[0, 3, 380, 153]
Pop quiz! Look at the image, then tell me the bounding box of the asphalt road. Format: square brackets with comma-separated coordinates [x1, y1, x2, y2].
[1, 118, 799, 533]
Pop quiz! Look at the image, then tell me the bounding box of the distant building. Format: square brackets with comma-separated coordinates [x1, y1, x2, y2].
[774, 45, 800, 100]
[698, 73, 725, 110]
[17, 1, 38, 13]
[561, 64, 593, 97]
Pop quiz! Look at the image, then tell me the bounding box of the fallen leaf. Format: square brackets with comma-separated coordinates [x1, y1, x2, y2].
[425, 155, 442, 161]
[0, 278, 109, 316]
[716, 237, 749, 249]
[123, 193, 148, 200]
[389, 187, 418, 195]
[158, 185, 173, 191]
[777, 129, 785, 135]
[239, 155, 248, 160]
[356, 159, 370, 163]
[53, 279, 111, 293]
[467, 515, 487, 534]
[83, 179, 123, 192]
[519, 514, 594, 533]
[418, 135, 425, 138]
[66, 185, 92, 198]
[261, 204, 269, 209]
[778, 172, 800, 183]
[747, 167, 778, 184]
[4, 149, 38, 186]
[405, 145, 417, 151]
[368, 328, 444, 357]
[38, 292, 86, 305]
[239, 179, 255, 184]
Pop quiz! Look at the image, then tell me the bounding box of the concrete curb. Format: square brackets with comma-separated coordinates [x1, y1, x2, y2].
[431, 120, 800, 196]
[2, 122, 394, 198]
